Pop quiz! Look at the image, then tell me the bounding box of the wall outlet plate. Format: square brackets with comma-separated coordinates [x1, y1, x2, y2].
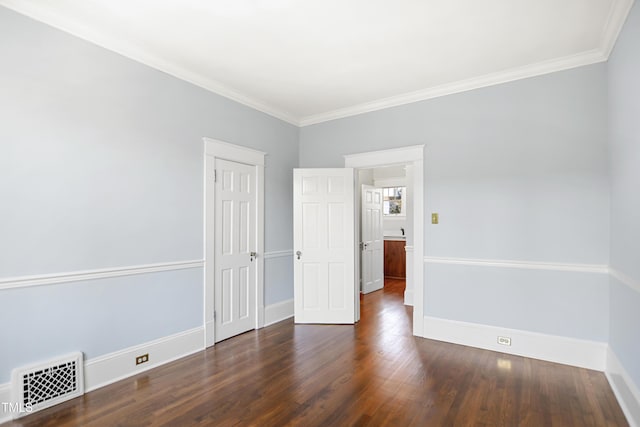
[135, 354, 149, 365]
[497, 336, 512, 346]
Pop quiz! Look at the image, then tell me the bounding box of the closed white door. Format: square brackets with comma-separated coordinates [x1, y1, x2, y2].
[361, 185, 384, 294]
[215, 158, 256, 342]
[293, 168, 355, 324]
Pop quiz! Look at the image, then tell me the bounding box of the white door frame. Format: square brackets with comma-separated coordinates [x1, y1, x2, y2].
[345, 145, 424, 337]
[203, 137, 266, 347]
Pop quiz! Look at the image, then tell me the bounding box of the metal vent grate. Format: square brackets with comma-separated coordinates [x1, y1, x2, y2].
[11, 352, 84, 418]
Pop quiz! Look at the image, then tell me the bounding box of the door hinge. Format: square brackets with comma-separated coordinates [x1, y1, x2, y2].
[213, 310, 216, 320]
[214, 170, 217, 182]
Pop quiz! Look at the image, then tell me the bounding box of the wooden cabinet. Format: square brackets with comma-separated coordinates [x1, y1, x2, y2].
[384, 240, 406, 279]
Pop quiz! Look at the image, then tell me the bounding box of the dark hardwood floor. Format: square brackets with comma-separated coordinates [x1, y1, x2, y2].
[4, 278, 627, 426]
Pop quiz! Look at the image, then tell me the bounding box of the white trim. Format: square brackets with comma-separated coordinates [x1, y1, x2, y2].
[345, 145, 424, 337]
[423, 316, 607, 371]
[0, 328, 204, 423]
[373, 177, 407, 188]
[204, 138, 266, 347]
[424, 256, 609, 274]
[0, 260, 204, 291]
[404, 245, 414, 306]
[606, 347, 640, 427]
[344, 145, 424, 169]
[0, 382, 11, 423]
[599, 0, 635, 59]
[264, 299, 294, 326]
[203, 137, 266, 166]
[299, 0, 632, 127]
[264, 250, 293, 259]
[84, 327, 204, 392]
[300, 51, 607, 126]
[610, 267, 640, 294]
[0, 1, 298, 126]
[403, 290, 414, 306]
[2, 0, 631, 128]
[256, 164, 266, 329]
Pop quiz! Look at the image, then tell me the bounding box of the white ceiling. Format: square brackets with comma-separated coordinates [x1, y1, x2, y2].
[1, 0, 634, 126]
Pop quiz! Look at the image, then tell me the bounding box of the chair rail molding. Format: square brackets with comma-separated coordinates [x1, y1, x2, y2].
[0, 260, 205, 291]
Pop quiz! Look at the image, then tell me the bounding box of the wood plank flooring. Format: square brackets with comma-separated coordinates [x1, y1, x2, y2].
[3, 278, 628, 426]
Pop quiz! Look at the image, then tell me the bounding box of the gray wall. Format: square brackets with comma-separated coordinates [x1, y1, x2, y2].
[2, 0, 634, 395]
[608, 1, 640, 391]
[0, 7, 297, 382]
[300, 63, 610, 341]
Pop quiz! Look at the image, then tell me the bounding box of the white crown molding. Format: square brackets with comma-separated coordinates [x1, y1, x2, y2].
[599, 0, 636, 59]
[610, 267, 640, 293]
[423, 315, 607, 371]
[2, 0, 632, 128]
[0, 0, 299, 126]
[301, 49, 607, 126]
[0, 260, 204, 291]
[301, 0, 632, 127]
[606, 346, 640, 427]
[424, 256, 609, 274]
[264, 250, 294, 259]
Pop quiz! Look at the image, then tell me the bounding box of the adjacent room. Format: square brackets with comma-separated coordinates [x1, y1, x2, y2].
[1, 0, 638, 425]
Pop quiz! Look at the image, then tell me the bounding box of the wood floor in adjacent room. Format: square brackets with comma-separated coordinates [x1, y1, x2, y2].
[5, 278, 627, 426]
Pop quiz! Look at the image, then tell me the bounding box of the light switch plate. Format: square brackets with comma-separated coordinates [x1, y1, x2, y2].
[432, 213, 439, 224]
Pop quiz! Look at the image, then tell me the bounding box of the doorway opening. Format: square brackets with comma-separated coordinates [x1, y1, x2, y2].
[357, 165, 410, 303]
[345, 145, 424, 337]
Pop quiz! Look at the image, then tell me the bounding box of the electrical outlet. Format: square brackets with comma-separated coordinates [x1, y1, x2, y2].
[135, 353, 149, 365]
[497, 336, 511, 346]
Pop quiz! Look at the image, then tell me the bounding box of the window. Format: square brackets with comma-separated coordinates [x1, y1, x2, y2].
[383, 186, 405, 215]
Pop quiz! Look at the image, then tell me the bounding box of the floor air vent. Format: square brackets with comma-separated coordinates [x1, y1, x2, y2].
[11, 352, 84, 418]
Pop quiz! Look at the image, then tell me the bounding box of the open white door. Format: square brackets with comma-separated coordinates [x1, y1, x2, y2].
[214, 158, 257, 342]
[361, 185, 384, 294]
[293, 168, 356, 324]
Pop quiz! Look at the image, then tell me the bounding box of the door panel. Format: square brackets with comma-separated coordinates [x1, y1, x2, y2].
[215, 158, 256, 342]
[361, 185, 384, 294]
[294, 168, 355, 324]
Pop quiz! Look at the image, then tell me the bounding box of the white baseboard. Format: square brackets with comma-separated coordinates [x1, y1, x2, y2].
[0, 382, 11, 423]
[0, 327, 205, 423]
[423, 316, 607, 371]
[85, 326, 204, 392]
[606, 347, 640, 427]
[403, 289, 414, 306]
[264, 299, 294, 326]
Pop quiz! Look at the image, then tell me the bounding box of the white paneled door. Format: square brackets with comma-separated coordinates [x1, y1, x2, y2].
[293, 168, 355, 324]
[361, 185, 384, 294]
[214, 158, 257, 342]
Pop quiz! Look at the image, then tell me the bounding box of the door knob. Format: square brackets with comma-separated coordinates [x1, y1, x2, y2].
[250, 251, 257, 262]
[296, 251, 302, 260]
